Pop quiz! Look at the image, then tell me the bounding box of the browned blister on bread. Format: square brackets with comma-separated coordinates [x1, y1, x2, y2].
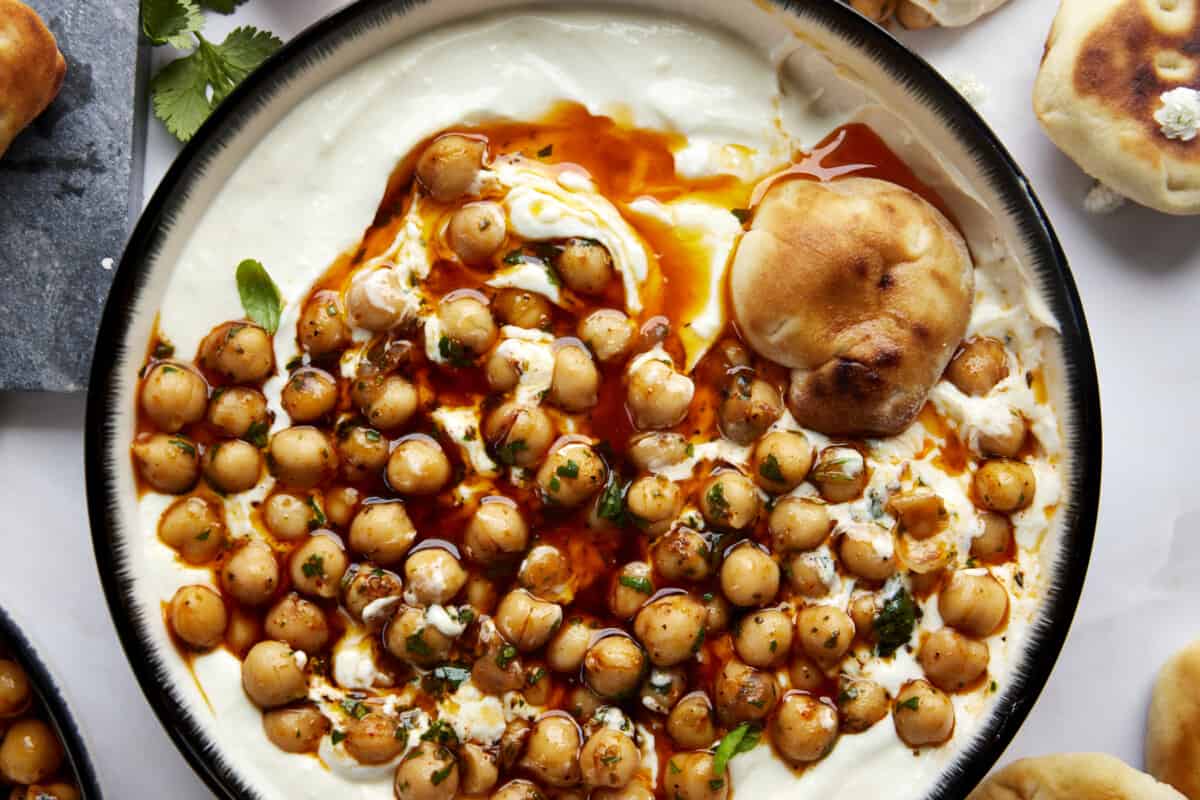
[0, 0, 66, 157]
[1146, 639, 1200, 799]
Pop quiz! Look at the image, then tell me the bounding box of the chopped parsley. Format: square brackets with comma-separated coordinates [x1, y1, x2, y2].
[731, 208, 752, 224]
[169, 438, 196, 456]
[502, 249, 525, 266]
[430, 762, 454, 786]
[496, 644, 518, 669]
[330, 729, 346, 745]
[705, 482, 729, 519]
[244, 420, 269, 449]
[421, 719, 459, 746]
[195, 528, 211, 541]
[437, 336, 474, 367]
[874, 586, 917, 658]
[597, 473, 626, 523]
[668, 760, 682, 775]
[897, 696, 920, 712]
[758, 454, 785, 483]
[405, 631, 432, 657]
[364, 429, 382, 442]
[340, 699, 369, 719]
[527, 667, 547, 686]
[305, 495, 326, 531]
[153, 341, 175, 359]
[711, 723, 761, 775]
[425, 664, 472, 695]
[496, 439, 527, 466]
[618, 575, 652, 594]
[301, 554, 325, 579]
[556, 459, 580, 479]
[548, 475, 561, 493]
[537, 144, 554, 158]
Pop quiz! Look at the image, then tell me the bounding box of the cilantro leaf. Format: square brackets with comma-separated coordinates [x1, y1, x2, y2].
[712, 723, 761, 775]
[235, 258, 282, 333]
[199, 0, 248, 12]
[141, 0, 203, 49]
[874, 586, 917, 658]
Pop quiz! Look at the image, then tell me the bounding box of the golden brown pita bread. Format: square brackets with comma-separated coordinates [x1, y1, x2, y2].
[968, 753, 1188, 800]
[0, 0, 66, 158]
[1147, 639, 1200, 798]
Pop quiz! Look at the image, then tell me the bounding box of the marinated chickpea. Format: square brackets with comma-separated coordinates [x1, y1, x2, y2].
[346, 268, 416, 332]
[465, 574, 500, 617]
[0, 720, 63, 785]
[549, 345, 600, 412]
[567, 686, 604, 722]
[459, 743, 500, 795]
[978, 411, 1027, 458]
[700, 472, 760, 530]
[971, 512, 1014, 562]
[241, 640, 307, 709]
[202, 438, 263, 493]
[495, 589, 563, 652]
[796, 605, 855, 669]
[483, 402, 556, 468]
[785, 551, 834, 597]
[518, 545, 573, 603]
[200, 322, 274, 384]
[405, 547, 467, 606]
[264, 593, 330, 653]
[267, 426, 337, 489]
[584, 634, 647, 699]
[719, 375, 782, 445]
[345, 712, 407, 764]
[289, 533, 349, 599]
[0, 661, 30, 719]
[626, 475, 682, 535]
[464, 498, 529, 564]
[771, 693, 839, 764]
[751, 431, 813, 492]
[888, 489, 947, 539]
[652, 528, 711, 582]
[547, 616, 594, 673]
[141, 362, 208, 432]
[769, 497, 832, 552]
[484, 348, 520, 393]
[348, 501, 417, 566]
[714, 659, 777, 724]
[633, 594, 707, 667]
[385, 606, 453, 666]
[387, 436, 452, 495]
[920, 628, 990, 692]
[207, 386, 268, 439]
[536, 442, 606, 508]
[359, 374, 419, 430]
[262, 705, 328, 754]
[592, 784, 655, 800]
[667, 692, 717, 749]
[416, 133, 486, 203]
[581, 728, 639, 788]
[439, 293, 497, 358]
[788, 653, 825, 693]
[639, 667, 687, 713]
[341, 564, 403, 628]
[524, 664, 554, 706]
[973, 459, 1036, 512]
[520, 714, 582, 788]
[262, 493, 314, 542]
[298, 290, 350, 357]
[394, 742, 459, 800]
[848, 592, 879, 640]
[169, 585, 228, 650]
[448, 201, 507, 264]
[557, 238, 614, 295]
[225, 608, 262, 658]
[938, 570, 1009, 637]
[492, 780, 543, 800]
[626, 356, 694, 430]
[734, 607, 793, 668]
[838, 527, 898, 581]
[702, 592, 732, 635]
[627, 432, 689, 472]
[159, 496, 225, 563]
[719, 542, 779, 607]
[493, 289, 552, 330]
[221, 540, 280, 606]
[280, 368, 338, 423]
[663, 752, 728, 800]
[609, 562, 654, 619]
[578, 309, 635, 363]
[324, 486, 361, 528]
[811, 446, 869, 503]
[132, 433, 200, 494]
[892, 680, 955, 747]
[837, 678, 889, 732]
[946, 337, 1009, 396]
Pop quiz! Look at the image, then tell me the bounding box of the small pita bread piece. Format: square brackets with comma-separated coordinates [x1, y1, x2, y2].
[0, 0, 66, 157]
[1147, 638, 1200, 799]
[968, 753, 1187, 800]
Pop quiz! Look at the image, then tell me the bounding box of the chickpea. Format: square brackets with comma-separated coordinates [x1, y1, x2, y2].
[719, 542, 779, 607]
[734, 607, 793, 668]
[522, 663, 553, 706]
[700, 472, 759, 530]
[483, 401, 556, 468]
[344, 712, 406, 765]
[556, 238, 614, 295]
[785, 551, 834, 597]
[811, 446, 869, 503]
[893, 680, 955, 747]
[280, 368, 337, 423]
[584, 634, 647, 699]
[946, 337, 1009, 396]
[751, 431, 812, 492]
[439, 293, 497, 358]
[159, 496, 225, 563]
[567, 686, 604, 721]
[547, 617, 593, 673]
[200, 322, 274, 384]
[465, 574, 499, 617]
[459, 743, 499, 795]
[394, 742, 459, 800]
[848, 592, 879, 640]
[627, 432, 689, 472]
[346, 268, 417, 332]
[141, 362, 208, 433]
[202, 438, 263, 493]
[663, 752, 728, 800]
[978, 411, 1028, 459]
[0, 720, 63, 785]
[492, 780, 542, 800]
[839, 526, 898, 582]
[416, 133, 486, 202]
[626, 356, 694, 430]
[207, 386, 268, 439]
[298, 290, 350, 357]
[495, 589, 563, 651]
[772, 693, 839, 764]
[581, 728, 639, 788]
[471, 630, 524, 694]
[719, 375, 782, 445]
[169, 585, 228, 650]
[241, 640, 307, 709]
[609, 562, 654, 619]
[406, 547, 468, 606]
[897, 0, 936, 27]
[626, 475, 682, 535]
[939, 571, 1009, 637]
[493, 289, 552, 330]
[132, 433, 200, 494]
[0, 661, 30, 719]
[324, 486, 361, 528]
[264, 593, 329, 653]
[971, 512, 1013, 562]
[262, 705, 328, 754]
[888, 489, 946, 540]
[521, 714, 583, 788]
[289, 533, 349, 599]
[519, 544, 573, 603]
[714, 660, 777, 724]
[386, 606, 453, 666]
[769, 497, 832, 552]
[347, 501, 416, 566]
[796, 605, 855, 669]
[268, 426, 337, 489]
[837, 678, 889, 732]
[973, 460, 1036, 512]
[549, 344, 600, 412]
[788, 653, 825, 693]
[221, 540, 280, 606]
[387, 436, 452, 496]
[667, 692, 717, 749]
[920, 628, 990, 692]
[262, 492, 314, 542]
[593, 784, 655, 800]
[639, 666, 687, 713]
[448, 201, 506, 264]
[633, 594, 706, 667]
[703, 592, 732, 635]
[342, 564, 403, 628]
[652, 528, 711, 582]
[536, 442, 607, 508]
[225, 608, 262, 658]
[578, 309, 635, 363]
[464, 497, 528, 564]
[359, 374, 419, 430]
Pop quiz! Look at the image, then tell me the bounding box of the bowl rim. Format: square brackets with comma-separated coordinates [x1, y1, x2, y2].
[84, 1, 1102, 798]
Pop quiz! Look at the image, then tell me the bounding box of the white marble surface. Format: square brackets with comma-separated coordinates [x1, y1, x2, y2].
[3, 0, 1199, 796]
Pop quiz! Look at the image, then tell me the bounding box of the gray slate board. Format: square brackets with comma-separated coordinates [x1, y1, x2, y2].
[0, 0, 144, 391]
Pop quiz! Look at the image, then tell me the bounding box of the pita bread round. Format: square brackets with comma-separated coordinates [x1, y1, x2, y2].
[968, 753, 1187, 800]
[1146, 639, 1200, 798]
[0, 0, 66, 157]
[1035, 0, 1200, 215]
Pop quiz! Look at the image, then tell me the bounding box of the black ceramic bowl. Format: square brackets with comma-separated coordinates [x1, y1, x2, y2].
[85, 1, 1101, 799]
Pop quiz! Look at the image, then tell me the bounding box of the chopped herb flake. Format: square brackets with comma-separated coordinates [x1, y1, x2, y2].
[619, 575, 652, 594]
[712, 723, 761, 775]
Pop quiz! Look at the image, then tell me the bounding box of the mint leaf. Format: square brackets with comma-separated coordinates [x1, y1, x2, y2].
[874, 586, 917, 658]
[141, 0, 203, 49]
[235, 259, 282, 333]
